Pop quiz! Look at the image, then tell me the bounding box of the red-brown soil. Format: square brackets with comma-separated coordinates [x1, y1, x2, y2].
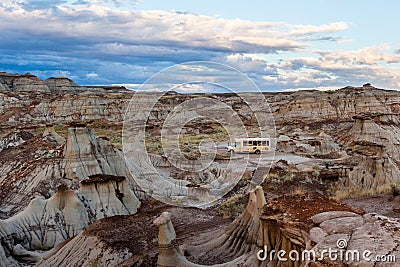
[83, 200, 232, 266]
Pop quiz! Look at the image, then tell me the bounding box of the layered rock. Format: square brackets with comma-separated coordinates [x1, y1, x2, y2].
[0, 130, 34, 152]
[36, 203, 232, 267]
[29, 186, 400, 267]
[0, 73, 130, 128]
[79, 174, 139, 221]
[63, 126, 131, 182]
[12, 75, 50, 93]
[0, 175, 139, 266]
[337, 116, 400, 190]
[1, 73, 400, 266]
[268, 87, 400, 127]
[44, 77, 80, 93]
[310, 211, 400, 266]
[277, 132, 340, 157]
[0, 72, 50, 93]
[0, 76, 9, 91]
[152, 188, 400, 267]
[0, 125, 139, 218]
[1, 79, 399, 133]
[153, 187, 307, 267]
[36, 233, 133, 267]
[0, 129, 65, 217]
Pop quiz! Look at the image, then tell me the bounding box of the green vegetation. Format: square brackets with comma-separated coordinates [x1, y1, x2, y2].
[145, 123, 229, 156]
[389, 184, 400, 201]
[217, 194, 247, 219]
[54, 125, 68, 138]
[94, 128, 122, 150]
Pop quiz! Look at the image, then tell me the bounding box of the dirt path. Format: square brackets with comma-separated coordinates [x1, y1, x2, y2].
[343, 195, 400, 218]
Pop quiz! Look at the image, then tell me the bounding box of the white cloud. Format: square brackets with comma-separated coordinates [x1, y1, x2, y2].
[260, 45, 400, 89]
[86, 72, 99, 78]
[290, 22, 349, 35]
[0, 4, 349, 54]
[319, 45, 400, 64]
[0, 2, 399, 91]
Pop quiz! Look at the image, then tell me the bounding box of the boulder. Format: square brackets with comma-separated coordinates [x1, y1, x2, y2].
[319, 216, 364, 235]
[311, 211, 360, 224]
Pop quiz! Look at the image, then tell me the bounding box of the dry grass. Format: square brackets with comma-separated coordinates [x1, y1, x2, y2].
[54, 125, 68, 138]
[145, 124, 229, 156]
[94, 128, 122, 150]
[333, 184, 396, 200]
[290, 185, 307, 196]
[217, 193, 247, 219]
[53, 122, 123, 150]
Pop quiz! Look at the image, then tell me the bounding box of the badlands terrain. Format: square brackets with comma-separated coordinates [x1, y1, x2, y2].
[0, 72, 400, 266]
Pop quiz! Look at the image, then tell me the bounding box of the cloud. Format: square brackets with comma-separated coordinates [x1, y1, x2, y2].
[290, 22, 349, 35]
[261, 45, 400, 89]
[0, 2, 399, 91]
[225, 54, 277, 75]
[318, 45, 400, 64]
[86, 72, 98, 79]
[0, 4, 347, 55]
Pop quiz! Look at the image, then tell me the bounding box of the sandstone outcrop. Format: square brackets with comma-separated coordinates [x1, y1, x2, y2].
[153, 187, 306, 266]
[0, 125, 139, 217]
[0, 130, 34, 152]
[12, 75, 50, 93]
[336, 115, 400, 191]
[63, 126, 131, 182]
[0, 129, 66, 217]
[44, 77, 80, 93]
[36, 233, 133, 267]
[310, 211, 400, 266]
[0, 175, 139, 266]
[153, 189, 400, 267]
[0, 72, 50, 93]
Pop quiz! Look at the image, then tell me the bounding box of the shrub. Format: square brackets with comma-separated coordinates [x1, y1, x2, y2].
[390, 184, 400, 198]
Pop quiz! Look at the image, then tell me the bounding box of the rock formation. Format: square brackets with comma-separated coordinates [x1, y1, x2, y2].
[0, 124, 139, 217]
[44, 77, 80, 93]
[0, 128, 66, 217]
[36, 233, 133, 267]
[0, 130, 34, 152]
[153, 187, 300, 266]
[153, 188, 400, 267]
[63, 125, 131, 183]
[1, 72, 400, 266]
[310, 211, 400, 266]
[12, 75, 50, 93]
[336, 115, 400, 191]
[0, 175, 139, 266]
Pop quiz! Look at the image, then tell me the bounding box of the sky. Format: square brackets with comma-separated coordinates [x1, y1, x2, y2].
[0, 0, 399, 92]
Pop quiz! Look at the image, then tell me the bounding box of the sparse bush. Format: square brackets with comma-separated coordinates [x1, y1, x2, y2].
[312, 164, 321, 170]
[149, 198, 159, 205]
[389, 184, 400, 198]
[54, 125, 68, 138]
[291, 186, 306, 196]
[217, 194, 247, 219]
[333, 184, 394, 200]
[323, 160, 334, 169]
